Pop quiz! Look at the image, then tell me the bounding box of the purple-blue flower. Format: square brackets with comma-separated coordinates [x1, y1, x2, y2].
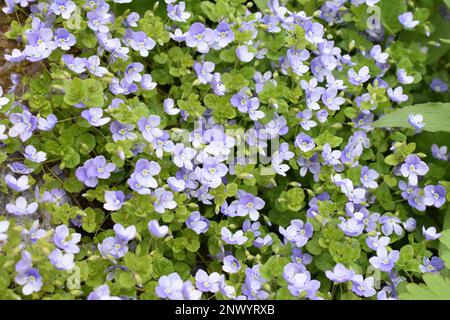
[6, 197, 38, 216]
[195, 269, 222, 293]
[48, 249, 75, 271]
[103, 191, 125, 211]
[221, 227, 248, 245]
[148, 220, 169, 238]
[15, 267, 42, 296]
[279, 219, 314, 248]
[422, 226, 441, 240]
[186, 211, 209, 234]
[53, 224, 81, 254]
[400, 154, 429, 186]
[156, 272, 184, 300]
[369, 247, 399, 272]
[398, 12, 419, 29]
[184, 23, 214, 54]
[325, 264, 355, 283]
[81, 108, 111, 127]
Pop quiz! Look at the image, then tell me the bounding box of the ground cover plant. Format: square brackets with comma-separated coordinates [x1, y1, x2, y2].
[0, 0, 449, 300]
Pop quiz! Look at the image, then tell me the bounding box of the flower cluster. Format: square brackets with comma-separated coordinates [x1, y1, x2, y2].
[0, 0, 449, 301]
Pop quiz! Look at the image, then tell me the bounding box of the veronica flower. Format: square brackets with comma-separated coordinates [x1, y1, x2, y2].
[48, 249, 75, 271]
[195, 269, 222, 293]
[6, 197, 38, 216]
[297, 109, 317, 131]
[186, 211, 209, 234]
[37, 114, 57, 131]
[236, 45, 255, 63]
[81, 108, 111, 127]
[156, 272, 184, 300]
[103, 191, 125, 211]
[182, 281, 202, 300]
[325, 264, 355, 283]
[366, 234, 390, 251]
[211, 73, 226, 96]
[222, 255, 241, 274]
[369, 247, 400, 272]
[221, 227, 248, 245]
[167, 1, 190, 22]
[50, 0, 76, 19]
[294, 132, 315, 152]
[283, 263, 320, 299]
[279, 220, 314, 248]
[53, 225, 81, 254]
[370, 44, 389, 64]
[87, 9, 111, 33]
[15, 268, 42, 296]
[54, 28, 76, 50]
[109, 121, 136, 142]
[379, 215, 403, 236]
[387, 86, 408, 103]
[172, 143, 196, 170]
[339, 217, 365, 237]
[5, 174, 30, 191]
[125, 62, 144, 82]
[138, 115, 163, 142]
[422, 226, 441, 240]
[348, 66, 370, 85]
[195, 157, 227, 188]
[431, 144, 448, 161]
[2, 0, 15, 14]
[88, 285, 121, 300]
[212, 22, 234, 49]
[63, 54, 86, 73]
[397, 69, 414, 84]
[0, 124, 7, 141]
[133, 159, 161, 188]
[403, 217, 416, 232]
[113, 224, 136, 243]
[194, 61, 215, 84]
[400, 154, 429, 186]
[398, 12, 419, 29]
[148, 220, 169, 238]
[0, 221, 10, 242]
[153, 188, 177, 213]
[8, 162, 33, 174]
[124, 12, 139, 27]
[8, 110, 37, 142]
[303, 21, 324, 44]
[98, 236, 128, 260]
[5, 48, 25, 63]
[430, 78, 448, 93]
[86, 155, 116, 179]
[158, 101, 178, 120]
[419, 257, 445, 273]
[408, 114, 425, 132]
[360, 166, 379, 189]
[423, 185, 446, 208]
[352, 275, 376, 297]
[184, 23, 214, 54]
[322, 87, 345, 110]
[85, 55, 108, 77]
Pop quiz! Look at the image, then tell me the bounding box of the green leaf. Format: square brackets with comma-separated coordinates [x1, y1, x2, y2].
[373, 102, 450, 132]
[63, 78, 104, 107]
[278, 187, 305, 211]
[399, 274, 450, 300]
[445, 0, 450, 9]
[379, 0, 407, 34]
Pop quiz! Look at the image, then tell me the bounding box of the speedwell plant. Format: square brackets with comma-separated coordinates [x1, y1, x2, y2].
[0, 0, 450, 300]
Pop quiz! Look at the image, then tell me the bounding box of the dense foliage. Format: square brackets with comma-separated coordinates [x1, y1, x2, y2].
[0, 0, 449, 300]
